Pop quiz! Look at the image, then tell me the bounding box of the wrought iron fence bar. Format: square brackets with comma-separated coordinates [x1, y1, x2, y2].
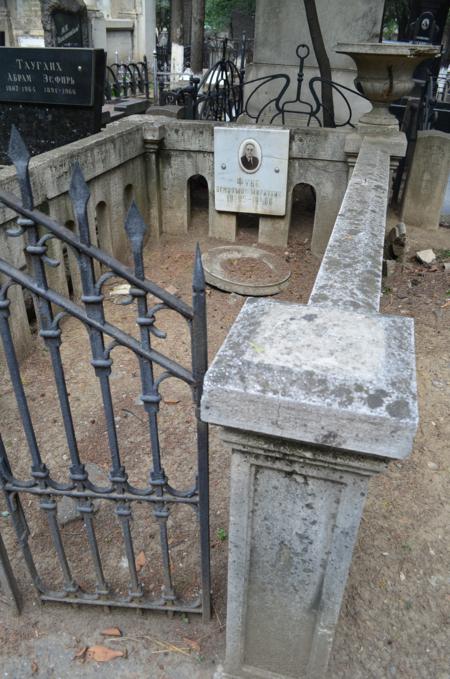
[9, 132, 86, 481]
[0, 304, 47, 475]
[0, 529, 22, 613]
[40, 497, 78, 594]
[2, 483, 199, 504]
[116, 502, 143, 599]
[0, 190, 193, 320]
[41, 327, 86, 478]
[69, 164, 127, 484]
[78, 500, 109, 596]
[124, 204, 175, 602]
[156, 510, 175, 604]
[5, 492, 46, 594]
[124, 204, 165, 480]
[192, 244, 211, 620]
[0, 259, 194, 385]
[40, 593, 203, 613]
[97, 374, 125, 482]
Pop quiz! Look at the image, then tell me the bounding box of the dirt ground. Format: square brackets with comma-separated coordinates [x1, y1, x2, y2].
[0, 188, 449, 679]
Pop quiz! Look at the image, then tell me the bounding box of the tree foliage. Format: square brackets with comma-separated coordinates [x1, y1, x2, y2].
[205, 0, 255, 31]
[382, 0, 410, 40]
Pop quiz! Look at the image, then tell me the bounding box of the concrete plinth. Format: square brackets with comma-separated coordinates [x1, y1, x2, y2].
[209, 209, 237, 241]
[202, 298, 418, 679]
[402, 130, 450, 230]
[216, 431, 386, 679]
[258, 215, 290, 248]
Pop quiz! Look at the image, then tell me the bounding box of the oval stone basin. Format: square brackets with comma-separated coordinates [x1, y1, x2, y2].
[202, 245, 291, 296]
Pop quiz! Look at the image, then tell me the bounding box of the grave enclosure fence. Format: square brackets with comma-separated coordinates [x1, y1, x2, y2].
[105, 57, 150, 101]
[158, 42, 369, 127]
[0, 127, 211, 620]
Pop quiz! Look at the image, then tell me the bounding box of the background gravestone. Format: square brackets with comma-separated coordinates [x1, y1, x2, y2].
[40, 0, 90, 48]
[0, 47, 106, 164]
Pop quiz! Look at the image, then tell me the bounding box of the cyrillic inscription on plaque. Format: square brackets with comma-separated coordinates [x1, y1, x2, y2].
[214, 127, 289, 216]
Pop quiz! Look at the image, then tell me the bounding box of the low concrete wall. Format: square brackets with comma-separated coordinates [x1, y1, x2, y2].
[153, 119, 351, 254]
[202, 133, 418, 679]
[1, 115, 358, 361]
[0, 117, 150, 361]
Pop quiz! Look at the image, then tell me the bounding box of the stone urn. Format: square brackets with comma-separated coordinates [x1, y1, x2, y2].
[335, 42, 440, 129]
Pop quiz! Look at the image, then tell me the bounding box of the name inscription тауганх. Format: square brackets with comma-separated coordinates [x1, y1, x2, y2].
[0, 48, 95, 107]
[214, 127, 290, 216]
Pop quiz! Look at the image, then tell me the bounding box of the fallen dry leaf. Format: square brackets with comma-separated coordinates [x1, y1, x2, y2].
[86, 645, 126, 662]
[101, 627, 122, 638]
[73, 646, 88, 661]
[183, 637, 200, 652]
[31, 660, 39, 674]
[135, 550, 146, 573]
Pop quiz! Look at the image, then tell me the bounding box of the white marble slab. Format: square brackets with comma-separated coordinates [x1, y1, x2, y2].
[214, 127, 290, 215]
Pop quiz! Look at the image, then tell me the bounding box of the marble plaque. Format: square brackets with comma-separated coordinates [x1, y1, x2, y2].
[214, 127, 289, 215]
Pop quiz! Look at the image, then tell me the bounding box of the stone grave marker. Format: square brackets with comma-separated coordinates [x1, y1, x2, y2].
[214, 127, 290, 216]
[53, 11, 84, 47]
[40, 0, 90, 48]
[0, 46, 106, 164]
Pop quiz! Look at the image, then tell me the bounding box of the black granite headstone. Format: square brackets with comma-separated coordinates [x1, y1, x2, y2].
[0, 47, 106, 164]
[40, 0, 90, 48]
[53, 11, 84, 47]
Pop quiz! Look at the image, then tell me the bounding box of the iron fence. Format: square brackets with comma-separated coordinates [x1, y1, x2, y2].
[172, 42, 368, 127]
[155, 34, 253, 108]
[0, 127, 211, 619]
[105, 57, 150, 101]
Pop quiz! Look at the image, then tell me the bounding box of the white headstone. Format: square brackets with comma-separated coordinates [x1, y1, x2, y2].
[214, 127, 290, 216]
[170, 42, 184, 86]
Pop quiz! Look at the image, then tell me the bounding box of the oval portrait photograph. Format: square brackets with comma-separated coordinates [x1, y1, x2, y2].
[238, 138, 262, 174]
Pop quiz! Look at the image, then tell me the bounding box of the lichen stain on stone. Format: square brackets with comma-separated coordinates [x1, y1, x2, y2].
[386, 399, 411, 419]
[320, 431, 339, 445]
[366, 389, 389, 409]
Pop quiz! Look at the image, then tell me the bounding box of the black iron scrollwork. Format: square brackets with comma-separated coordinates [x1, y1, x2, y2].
[160, 40, 368, 128]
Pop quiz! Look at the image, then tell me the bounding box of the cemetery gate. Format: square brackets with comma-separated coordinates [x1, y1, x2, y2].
[0, 127, 211, 620]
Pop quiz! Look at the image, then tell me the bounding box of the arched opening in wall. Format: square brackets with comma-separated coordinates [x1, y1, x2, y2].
[188, 175, 209, 232]
[236, 213, 259, 243]
[290, 183, 316, 243]
[95, 201, 112, 259]
[123, 183, 134, 216]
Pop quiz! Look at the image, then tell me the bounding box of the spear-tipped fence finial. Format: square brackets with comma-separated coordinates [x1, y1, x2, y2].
[8, 125, 33, 210]
[193, 242, 205, 292]
[124, 201, 147, 258]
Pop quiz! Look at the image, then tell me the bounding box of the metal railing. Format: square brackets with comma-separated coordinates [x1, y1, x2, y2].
[0, 127, 211, 619]
[105, 57, 150, 101]
[162, 42, 368, 127]
[154, 34, 253, 107]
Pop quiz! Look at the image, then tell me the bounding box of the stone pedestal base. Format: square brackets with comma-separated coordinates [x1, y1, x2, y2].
[209, 209, 237, 241]
[219, 429, 386, 679]
[402, 130, 450, 230]
[258, 215, 290, 248]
